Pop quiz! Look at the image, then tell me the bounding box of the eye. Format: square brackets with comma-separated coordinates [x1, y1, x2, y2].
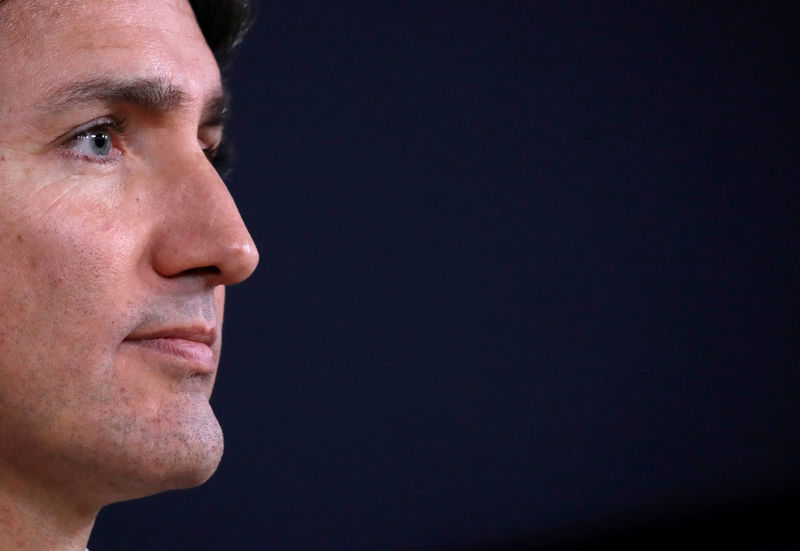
[71, 131, 113, 156]
[61, 117, 126, 162]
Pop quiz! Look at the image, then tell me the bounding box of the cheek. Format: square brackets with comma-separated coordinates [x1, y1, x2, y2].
[0, 198, 144, 364]
[0, 153, 152, 405]
[0, 204, 144, 441]
[19, 223, 128, 298]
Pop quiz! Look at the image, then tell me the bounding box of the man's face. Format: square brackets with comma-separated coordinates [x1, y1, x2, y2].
[0, 0, 258, 504]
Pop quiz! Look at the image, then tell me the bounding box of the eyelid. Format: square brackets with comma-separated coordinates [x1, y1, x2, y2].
[58, 116, 127, 144]
[59, 115, 128, 161]
[198, 124, 223, 148]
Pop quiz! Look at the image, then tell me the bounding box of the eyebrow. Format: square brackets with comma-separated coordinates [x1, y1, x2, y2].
[44, 77, 229, 126]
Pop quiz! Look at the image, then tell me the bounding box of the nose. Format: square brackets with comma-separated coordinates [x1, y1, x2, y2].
[149, 149, 259, 286]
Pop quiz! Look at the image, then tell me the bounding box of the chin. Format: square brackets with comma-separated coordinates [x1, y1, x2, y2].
[107, 438, 224, 504]
[170, 432, 225, 489]
[142, 418, 225, 494]
[98, 408, 226, 503]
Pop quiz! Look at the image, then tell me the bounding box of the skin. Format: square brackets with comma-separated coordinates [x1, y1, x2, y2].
[0, 0, 259, 548]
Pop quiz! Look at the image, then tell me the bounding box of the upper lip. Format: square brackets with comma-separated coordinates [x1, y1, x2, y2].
[124, 325, 217, 346]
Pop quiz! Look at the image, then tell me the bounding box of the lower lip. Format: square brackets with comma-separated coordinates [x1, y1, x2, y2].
[124, 338, 215, 370]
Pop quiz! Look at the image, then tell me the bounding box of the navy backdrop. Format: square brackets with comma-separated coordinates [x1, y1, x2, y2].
[91, 2, 798, 550]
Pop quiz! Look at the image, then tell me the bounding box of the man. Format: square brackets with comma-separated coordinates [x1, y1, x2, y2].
[0, 0, 259, 549]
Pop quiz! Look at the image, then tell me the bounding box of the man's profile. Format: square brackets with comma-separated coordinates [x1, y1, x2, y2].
[0, 0, 259, 549]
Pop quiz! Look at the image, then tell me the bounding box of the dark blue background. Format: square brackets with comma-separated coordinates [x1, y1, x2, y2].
[91, 2, 799, 549]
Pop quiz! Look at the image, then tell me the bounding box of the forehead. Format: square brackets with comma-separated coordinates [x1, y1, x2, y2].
[0, 0, 220, 110]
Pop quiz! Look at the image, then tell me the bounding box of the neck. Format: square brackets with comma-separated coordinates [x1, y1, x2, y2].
[0, 473, 96, 551]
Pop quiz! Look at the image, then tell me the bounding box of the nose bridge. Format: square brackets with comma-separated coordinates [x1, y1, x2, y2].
[150, 148, 259, 285]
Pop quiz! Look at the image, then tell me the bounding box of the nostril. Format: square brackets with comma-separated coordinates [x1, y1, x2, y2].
[182, 266, 221, 277]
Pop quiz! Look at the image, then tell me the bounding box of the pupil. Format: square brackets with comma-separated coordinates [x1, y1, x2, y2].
[92, 134, 109, 153]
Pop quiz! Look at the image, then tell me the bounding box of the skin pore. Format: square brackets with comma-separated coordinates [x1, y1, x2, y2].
[0, 1, 258, 549]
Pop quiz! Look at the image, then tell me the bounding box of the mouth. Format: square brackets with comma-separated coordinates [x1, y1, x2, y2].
[123, 325, 218, 374]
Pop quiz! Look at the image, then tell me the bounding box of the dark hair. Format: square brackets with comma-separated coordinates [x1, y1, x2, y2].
[189, 0, 253, 65]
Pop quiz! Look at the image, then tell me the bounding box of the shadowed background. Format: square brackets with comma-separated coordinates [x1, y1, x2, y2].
[91, 2, 798, 549]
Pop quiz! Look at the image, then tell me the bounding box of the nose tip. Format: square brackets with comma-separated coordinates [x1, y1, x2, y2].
[218, 232, 259, 286]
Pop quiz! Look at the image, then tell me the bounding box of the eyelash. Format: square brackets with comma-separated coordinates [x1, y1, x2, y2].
[61, 116, 128, 163]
